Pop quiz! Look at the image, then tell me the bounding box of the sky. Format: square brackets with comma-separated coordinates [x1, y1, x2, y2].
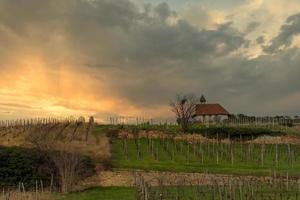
[0, 0, 300, 122]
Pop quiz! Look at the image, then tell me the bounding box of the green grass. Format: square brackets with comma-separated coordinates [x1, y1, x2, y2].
[58, 187, 135, 200]
[112, 138, 300, 176]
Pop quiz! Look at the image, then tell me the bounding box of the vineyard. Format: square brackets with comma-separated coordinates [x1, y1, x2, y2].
[111, 137, 300, 176]
[0, 117, 94, 146]
[134, 173, 300, 200]
[1, 119, 300, 199]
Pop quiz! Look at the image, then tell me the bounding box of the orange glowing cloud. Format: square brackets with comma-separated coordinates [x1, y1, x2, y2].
[0, 55, 171, 121]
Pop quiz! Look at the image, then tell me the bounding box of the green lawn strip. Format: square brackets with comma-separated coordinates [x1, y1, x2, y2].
[57, 187, 135, 200]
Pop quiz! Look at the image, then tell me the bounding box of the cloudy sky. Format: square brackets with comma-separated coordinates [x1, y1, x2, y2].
[0, 0, 300, 121]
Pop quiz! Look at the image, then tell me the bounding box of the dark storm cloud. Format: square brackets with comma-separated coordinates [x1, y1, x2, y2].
[256, 36, 265, 44]
[121, 20, 246, 67]
[100, 17, 246, 107]
[174, 46, 300, 115]
[264, 13, 300, 53]
[1, 0, 245, 65]
[0, 0, 299, 116]
[153, 2, 177, 20]
[0, 0, 138, 34]
[245, 21, 260, 33]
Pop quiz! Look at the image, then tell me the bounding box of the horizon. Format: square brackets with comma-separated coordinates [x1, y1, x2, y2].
[1, 0, 300, 121]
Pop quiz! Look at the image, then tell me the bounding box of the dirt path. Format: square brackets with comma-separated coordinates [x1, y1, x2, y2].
[249, 135, 300, 144]
[77, 170, 276, 190]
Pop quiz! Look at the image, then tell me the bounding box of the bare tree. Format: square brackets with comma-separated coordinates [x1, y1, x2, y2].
[170, 94, 197, 132]
[49, 146, 85, 193]
[26, 125, 89, 193]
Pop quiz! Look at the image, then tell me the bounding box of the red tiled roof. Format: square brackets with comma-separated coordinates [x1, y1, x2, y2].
[195, 104, 229, 115]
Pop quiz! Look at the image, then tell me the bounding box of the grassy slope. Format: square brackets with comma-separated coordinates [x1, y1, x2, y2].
[58, 125, 300, 199]
[112, 138, 300, 176]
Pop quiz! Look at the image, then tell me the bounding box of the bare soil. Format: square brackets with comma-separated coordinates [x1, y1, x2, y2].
[249, 135, 300, 144]
[77, 170, 276, 189]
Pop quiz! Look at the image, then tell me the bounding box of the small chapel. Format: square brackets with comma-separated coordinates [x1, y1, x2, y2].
[194, 95, 230, 123]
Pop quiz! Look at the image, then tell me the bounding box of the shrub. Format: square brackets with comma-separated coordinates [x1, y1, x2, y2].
[0, 146, 54, 188]
[0, 146, 95, 189]
[100, 157, 113, 170]
[106, 128, 119, 138]
[188, 125, 283, 139]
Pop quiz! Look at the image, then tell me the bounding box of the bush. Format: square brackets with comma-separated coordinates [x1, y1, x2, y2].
[106, 128, 120, 138]
[77, 155, 96, 179]
[100, 157, 113, 170]
[0, 146, 54, 188]
[0, 146, 95, 188]
[188, 125, 283, 140]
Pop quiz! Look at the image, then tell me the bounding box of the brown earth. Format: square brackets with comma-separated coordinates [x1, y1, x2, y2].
[249, 135, 300, 144]
[77, 170, 279, 190]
